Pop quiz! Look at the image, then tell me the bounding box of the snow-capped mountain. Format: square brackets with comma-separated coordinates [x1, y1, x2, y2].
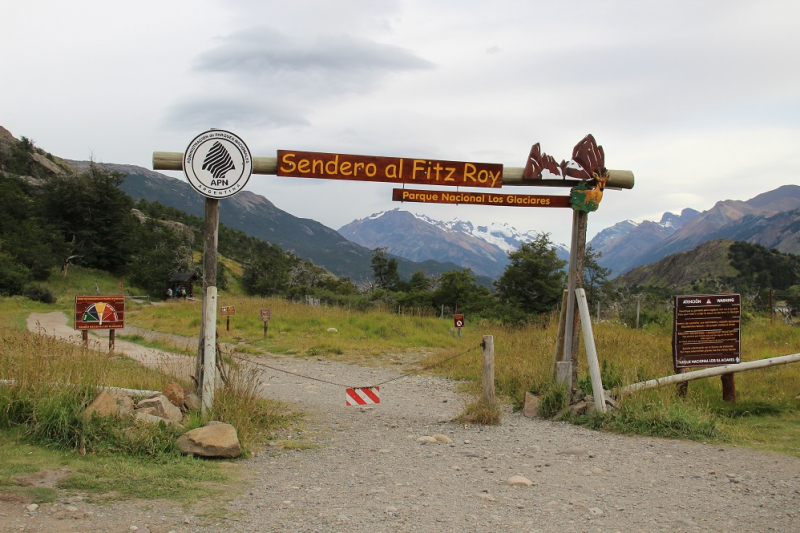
[338, 209, 569, 279]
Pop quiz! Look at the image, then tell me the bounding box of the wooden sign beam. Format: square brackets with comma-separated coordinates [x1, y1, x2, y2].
[153, 151, 634, 190]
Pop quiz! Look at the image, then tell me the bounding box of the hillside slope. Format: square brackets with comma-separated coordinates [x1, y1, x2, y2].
[68, 162, 464, 281]
[613, 239, 738, 291]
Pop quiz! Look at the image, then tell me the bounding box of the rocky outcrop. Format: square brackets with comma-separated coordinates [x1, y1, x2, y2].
[81, 382, 241, 458]
[176, 423, 242, 458]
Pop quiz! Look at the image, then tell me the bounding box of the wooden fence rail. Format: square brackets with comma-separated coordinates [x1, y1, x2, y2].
[621, 353, 800, 394]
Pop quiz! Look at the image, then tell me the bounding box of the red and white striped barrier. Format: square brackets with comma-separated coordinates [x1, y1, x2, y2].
[346, 386, 380, 406]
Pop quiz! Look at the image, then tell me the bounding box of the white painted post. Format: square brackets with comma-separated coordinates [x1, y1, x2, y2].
[201, 286, 217, 414]
[575, 288, 606, 413]
[200, 197, 220, 415]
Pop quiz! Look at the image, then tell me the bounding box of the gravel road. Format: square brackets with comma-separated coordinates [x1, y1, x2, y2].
[4, 312, 799, 533]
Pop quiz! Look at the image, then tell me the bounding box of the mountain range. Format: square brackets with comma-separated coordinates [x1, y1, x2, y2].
[588, 185, 800, 276]
[4, 124, 799, 286]
[67, 161, 466, 282]
[338, 209, 569, 278]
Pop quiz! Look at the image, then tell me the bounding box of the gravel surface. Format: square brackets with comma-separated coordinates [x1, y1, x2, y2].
[4, 312, 799, 532]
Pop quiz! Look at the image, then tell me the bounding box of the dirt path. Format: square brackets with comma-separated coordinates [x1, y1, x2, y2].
[4, 312, 799, 532]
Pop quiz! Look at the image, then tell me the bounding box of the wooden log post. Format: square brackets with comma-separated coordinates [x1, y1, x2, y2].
[482, 335, 495, 406]
[200, 198, 220, 415]
[552, 290, 569, 384]
[721, 373, 736, 402]
[109, 330, 115, 353]
[575, 288, 606, 413]
[82, 330, 89, 351]
[563, 209, 588, 396]
[622, 353, 800, 394]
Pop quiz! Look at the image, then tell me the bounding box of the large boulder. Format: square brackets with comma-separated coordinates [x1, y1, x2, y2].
[176, 423, 241, 458]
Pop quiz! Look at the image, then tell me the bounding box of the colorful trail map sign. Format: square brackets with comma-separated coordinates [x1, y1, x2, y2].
[74, 296, 125, 330]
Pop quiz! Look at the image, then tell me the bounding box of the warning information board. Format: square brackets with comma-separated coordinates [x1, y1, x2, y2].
[673, 294, 741, 369]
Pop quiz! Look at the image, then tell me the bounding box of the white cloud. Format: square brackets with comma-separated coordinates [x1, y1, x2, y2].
[2, 0, 799, 248]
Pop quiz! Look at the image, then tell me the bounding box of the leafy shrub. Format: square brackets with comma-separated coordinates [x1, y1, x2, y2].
[22, 284, 56, 304]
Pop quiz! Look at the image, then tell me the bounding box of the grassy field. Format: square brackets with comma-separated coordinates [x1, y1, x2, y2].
[2, 271, 799, 510]
[125, 293, 800, 456]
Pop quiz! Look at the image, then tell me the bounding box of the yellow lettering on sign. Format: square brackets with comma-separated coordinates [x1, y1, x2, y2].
[325, 155, 339, 174]
[340, 161, 352, 175]
[464, 163, 477, 183]
[412, 160, 426, 181]
[279, 152, 296, 173]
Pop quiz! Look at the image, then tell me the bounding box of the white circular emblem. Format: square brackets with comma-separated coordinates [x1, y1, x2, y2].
[183, 130, 252, 198]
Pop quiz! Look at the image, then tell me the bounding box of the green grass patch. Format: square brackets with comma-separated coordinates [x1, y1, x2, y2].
[0, 428, 231, 502]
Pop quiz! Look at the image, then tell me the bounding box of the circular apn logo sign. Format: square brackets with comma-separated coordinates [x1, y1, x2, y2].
[183, 130, 252, 198]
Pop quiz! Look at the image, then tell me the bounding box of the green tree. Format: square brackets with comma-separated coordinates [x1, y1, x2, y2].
[128, 219, 193, 297]
[371, 247, 401, 291]
[0, 176, 65, 284]
[583, 246, 612, 305]
[433, 268, 492, 314]
[41, 165, 136, 274]
[495, 233, 567, 315]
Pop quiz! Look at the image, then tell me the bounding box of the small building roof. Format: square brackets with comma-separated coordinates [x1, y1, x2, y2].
[170, 272, 198, 282]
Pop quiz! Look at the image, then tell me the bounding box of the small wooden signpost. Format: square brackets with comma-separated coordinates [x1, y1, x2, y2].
[74, 295, 125, 353]
[260, 308, 271, 338]
[220, 305, 236, 331]
[453, 313, 465, 338]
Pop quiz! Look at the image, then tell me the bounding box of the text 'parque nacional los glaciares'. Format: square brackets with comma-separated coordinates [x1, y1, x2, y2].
[277, 150, 503, 188]
[392, 188, 571, 207]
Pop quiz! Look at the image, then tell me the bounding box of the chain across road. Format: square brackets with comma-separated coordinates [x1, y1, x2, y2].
[228, 343, 482, 389]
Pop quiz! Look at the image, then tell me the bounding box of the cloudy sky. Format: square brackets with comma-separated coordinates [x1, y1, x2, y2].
[3, 1, 799, 246]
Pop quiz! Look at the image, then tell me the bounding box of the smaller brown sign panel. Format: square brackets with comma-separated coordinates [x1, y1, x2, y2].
[220, 306, 236, 316]
[260, 309, 271, 322]
[393, 188, 571, 208]
[74, 296, 125, 330]
[673, 294, 741, 369]
[454, 314, 465, 328]
[278, 150, 503, 188]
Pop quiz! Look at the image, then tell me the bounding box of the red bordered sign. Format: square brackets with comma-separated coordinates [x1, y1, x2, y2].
[74, 296, 125, 330]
